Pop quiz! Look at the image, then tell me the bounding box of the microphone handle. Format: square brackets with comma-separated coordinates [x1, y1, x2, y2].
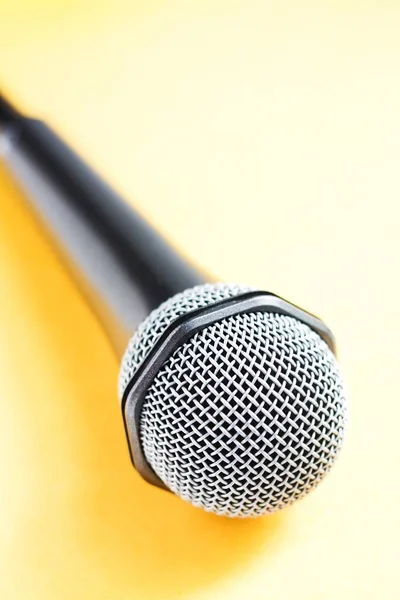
[0, 100, 206, 356]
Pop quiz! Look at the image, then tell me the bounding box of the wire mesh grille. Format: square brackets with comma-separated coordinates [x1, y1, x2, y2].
[118, 283, 251, 399]
[119, 284, 347, 517]
[140, 311, 347, 517]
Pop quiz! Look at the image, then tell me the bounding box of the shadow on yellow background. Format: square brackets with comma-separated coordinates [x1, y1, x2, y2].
[0, 166, 285, 598]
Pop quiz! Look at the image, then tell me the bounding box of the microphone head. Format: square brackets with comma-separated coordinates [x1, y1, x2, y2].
[119, 283, 347, 518]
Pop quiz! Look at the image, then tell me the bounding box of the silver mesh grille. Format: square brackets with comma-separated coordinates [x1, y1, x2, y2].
[119, 284, 347, 518]
[118, 283, 251, 399]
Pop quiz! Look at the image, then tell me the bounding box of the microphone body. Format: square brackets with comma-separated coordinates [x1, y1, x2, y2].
[1, 96, 348, 518]
[0, 100, 205, 355]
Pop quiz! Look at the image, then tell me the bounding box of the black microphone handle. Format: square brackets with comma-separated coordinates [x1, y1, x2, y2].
[0, 98, 207, 356]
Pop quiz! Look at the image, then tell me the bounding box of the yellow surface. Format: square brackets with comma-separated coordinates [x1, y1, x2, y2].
[0, 1, 399, 598]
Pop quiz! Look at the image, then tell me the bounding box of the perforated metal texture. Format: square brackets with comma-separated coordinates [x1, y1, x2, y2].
[140, 311, 347, 517]
[118, 283, 251, 399]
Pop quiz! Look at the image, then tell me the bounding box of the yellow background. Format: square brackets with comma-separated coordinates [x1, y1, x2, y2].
[1, 1, 399, 598]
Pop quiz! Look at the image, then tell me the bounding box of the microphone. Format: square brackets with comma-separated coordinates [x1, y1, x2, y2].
[0, 95, 348, 518]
